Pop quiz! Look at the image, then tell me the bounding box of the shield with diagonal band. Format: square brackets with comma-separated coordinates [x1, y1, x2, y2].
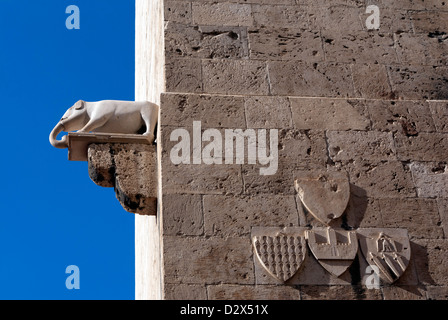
[252, 227, 307, 283]
[294, 171, 350, 225]
[357, 228, 411, 284]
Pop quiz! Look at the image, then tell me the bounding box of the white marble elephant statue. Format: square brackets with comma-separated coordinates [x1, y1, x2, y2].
[49, 100, 159, 148]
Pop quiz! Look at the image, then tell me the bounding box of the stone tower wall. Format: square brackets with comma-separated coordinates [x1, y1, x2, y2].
[155, 0, 448, 299]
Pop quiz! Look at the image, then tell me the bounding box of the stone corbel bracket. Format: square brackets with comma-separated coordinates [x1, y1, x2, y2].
[69, 132, 157, 215]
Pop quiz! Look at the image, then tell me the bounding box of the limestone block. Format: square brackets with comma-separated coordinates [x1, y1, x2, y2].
[427, 286, 448, 300]
[410, 11, 448, 33]
[437, 199, 448, 239]
[344, 194, 383, 229]
[248, 27, 323, 62]
[203, 195, 299, 237]
[165, 57, 203, 93]
[207, 284, 301, 300]
[162, 161, 243, 195]
[300, 285, 382, 300]
[366, 0, 448, 11]
[394, 132, 448, 162]
[308, 5, 364, 32]
[387, 65, 448, 100]
[409, 161, 448, 198]
[277, 129, 328, 169]
[164, 1, 192, 24]
[378, 198, 443, 239]
[251, 4, 311, 29]
[245, 96, 293, 129]
[88, 143, 157, 215]
[202, 59, 269, 95]
[368, 100, 436, 134]
[164, 284, 207, 300]
[165, 22, 248, 59]
[192, 3, 253, 27]
[162, 194, 203, 236]
[360, 8, 413, 33]
[242, 163, 297, 195]
[413, 239, 448, 286]
[269, 61, 355, 97]
[337, 160, 416, 198]
[161, 93, 246, 128]
[327, 131, 396, 162]
[382, 286, 427, 300]
[163, 236, 254, 284]
[352, 63, 394, 99]
[322, 31, 397, 64]
[395, 33, 448, 66]
[428, 100, 448, 132]
[290, 97, 370, 130]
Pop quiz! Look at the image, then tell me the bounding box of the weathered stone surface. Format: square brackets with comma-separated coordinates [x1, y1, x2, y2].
[162, 162, 243, 195]
[336, 160, 416, 198]
[269, 61, 355, 97]
[308, 5, 364, 32]
[352, 63, 394, 99]
[394, 132, 448, 162]
[88, 143, 157, 215]
[300, 285, 382, 300]
[437, 199, 448, 239]
[161, 93, 246, 128]
[251, 4, 311, 28]
[207, 284, 301, 300]
[387, 65, 448, 100]
[242, 164, 297, 195]
[378, 199, 443, 239]
[164, 1, 192, 24]
[427, 286, 448, 300]
[163, 236, 254, 284]
[327, 131, 396, 162]
[192, 2, 253, 26]
[278, 129, 328, 169]
[368, 100, 436, 134]
[382, 286, 427, 300]
[290, 97, 370, 130]
[202, 59, 269, 95]
[203, 195, 299, 237]
[366, 0, 448, 11]
[248, 27, 323, 62]
[410, 162, 448, 198]
[165, 22, 248, 59]
[428, 100, 448, 132]
[322, 31, 396, 64]
[245, 96, 292, 129]
[344, 194, 383, 229]
[410, 11, 448, 33]
[162, 194, 203, 236]
[395, 33, 448, 66]
[413, 239, 448, 286]
[165, 58, 203, 93]
[164, 284, 207, 300]
[360, 8, 413, 33]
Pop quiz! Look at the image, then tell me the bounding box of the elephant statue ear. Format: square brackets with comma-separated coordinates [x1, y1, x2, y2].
[74, 100, 85, 110]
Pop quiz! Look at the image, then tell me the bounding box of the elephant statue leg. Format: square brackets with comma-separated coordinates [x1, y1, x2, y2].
[78, 117, 108, 133]
[141, 105, 158, 143]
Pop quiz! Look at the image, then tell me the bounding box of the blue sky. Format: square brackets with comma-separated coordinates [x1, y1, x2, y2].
[0, 1, 135, 299]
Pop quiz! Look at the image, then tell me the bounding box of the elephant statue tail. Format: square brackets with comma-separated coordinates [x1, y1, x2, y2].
[49, 122, 68, 149]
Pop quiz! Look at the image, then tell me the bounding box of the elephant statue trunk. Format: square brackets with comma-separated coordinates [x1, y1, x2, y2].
[49, 122, 69, 149]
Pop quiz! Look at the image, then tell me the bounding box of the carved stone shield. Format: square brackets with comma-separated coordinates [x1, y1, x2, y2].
[306, 227, 358, 277]
[252, 227, 307, 283]
[294, 171, 350, 225]
[357, 228, 411, 284]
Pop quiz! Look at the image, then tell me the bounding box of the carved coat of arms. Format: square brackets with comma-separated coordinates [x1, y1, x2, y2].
[357, 228, 411, 284]
[252, 227, 307, 283]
